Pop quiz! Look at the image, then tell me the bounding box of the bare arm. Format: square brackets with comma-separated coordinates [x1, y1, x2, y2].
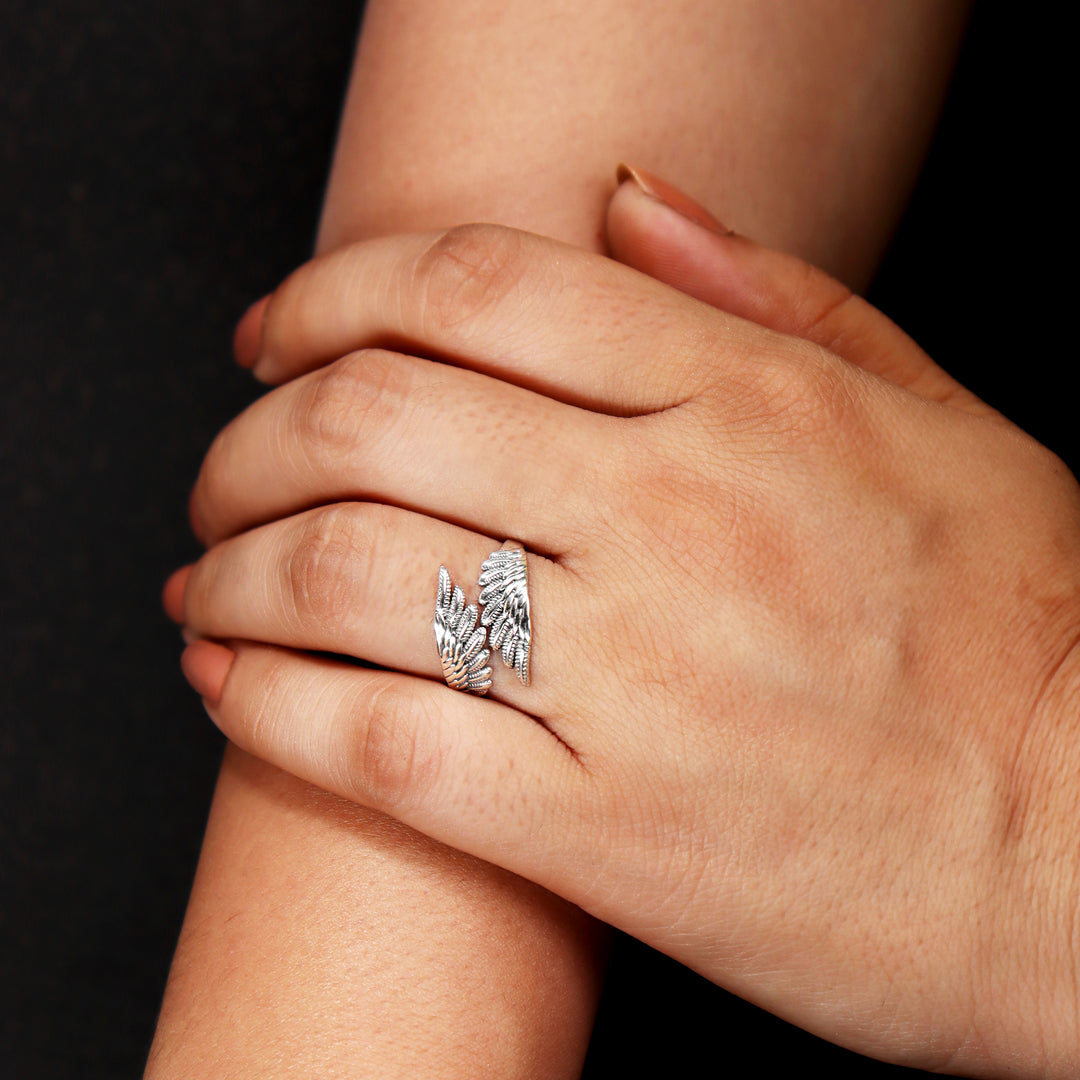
[320, 0, 971, 285]
[147, 2, 971, 1076]
[146, 748, 602, 1078]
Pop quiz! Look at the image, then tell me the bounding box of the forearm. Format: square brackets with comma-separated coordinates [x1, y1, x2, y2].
[146, 748, 601, 1078]
[320, 0, 971, 286]
[148, 2, 972, 1075]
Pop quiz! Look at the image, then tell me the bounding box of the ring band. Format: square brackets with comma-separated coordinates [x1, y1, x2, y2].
[478, 541, 531, 686]
[433, 566, 492, 695]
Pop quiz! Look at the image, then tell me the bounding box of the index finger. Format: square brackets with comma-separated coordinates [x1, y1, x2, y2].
[250, 224, 753, 415]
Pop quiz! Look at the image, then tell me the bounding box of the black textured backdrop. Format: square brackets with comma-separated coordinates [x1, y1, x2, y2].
[0, 3, 1067, 1077]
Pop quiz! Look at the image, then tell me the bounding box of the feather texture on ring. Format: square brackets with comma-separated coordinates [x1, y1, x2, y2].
[478, 546, 531, 685]
[433, 566, 492, 695]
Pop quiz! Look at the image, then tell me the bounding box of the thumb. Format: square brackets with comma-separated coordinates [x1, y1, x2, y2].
[607, 165, 991, 416]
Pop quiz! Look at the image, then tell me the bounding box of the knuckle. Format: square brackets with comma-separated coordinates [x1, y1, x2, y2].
[414, 223, 530, 333]
[297, 350, 410, 467]
[621, 444, 738, 576]
[284, 505, 371, 632]
[739, 343, 869, 452]
[343, 677, 445, 811]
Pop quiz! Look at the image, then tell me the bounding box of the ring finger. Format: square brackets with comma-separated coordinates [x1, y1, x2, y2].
[194, 347, 609, 552]
[169, 500, 581, 715]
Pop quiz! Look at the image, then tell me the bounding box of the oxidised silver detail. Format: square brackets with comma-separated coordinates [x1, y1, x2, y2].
[434, 566, 492, 695]
[478, 542, 531, 685]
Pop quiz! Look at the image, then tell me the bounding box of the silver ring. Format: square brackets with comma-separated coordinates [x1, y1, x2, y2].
[478, 541, 532, 686]
[433, 566, 492, 695]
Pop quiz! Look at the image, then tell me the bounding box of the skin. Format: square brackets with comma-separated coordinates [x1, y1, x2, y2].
[148, 2, 973, 1075]
[317, 0, 971, 287]
[172, 178, 1080, 1075]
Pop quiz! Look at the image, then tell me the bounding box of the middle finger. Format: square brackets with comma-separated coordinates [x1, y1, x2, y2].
[194, 347, 608, 552]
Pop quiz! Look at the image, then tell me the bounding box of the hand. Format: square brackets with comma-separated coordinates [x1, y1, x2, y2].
[167, 172, 1080, 1075]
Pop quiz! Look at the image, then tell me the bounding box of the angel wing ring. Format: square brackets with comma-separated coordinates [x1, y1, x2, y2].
[433, 566, 493, 695]
[478, 541, 531, 686]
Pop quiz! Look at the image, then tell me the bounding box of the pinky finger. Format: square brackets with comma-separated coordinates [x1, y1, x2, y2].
[183, 639, 579, 872]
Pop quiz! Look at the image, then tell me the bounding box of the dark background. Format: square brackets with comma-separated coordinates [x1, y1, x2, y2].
[0, 2, 1068, 1077]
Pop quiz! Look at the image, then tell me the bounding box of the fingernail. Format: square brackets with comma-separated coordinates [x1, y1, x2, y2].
[233, 295, 270, 369]
[180, 640, 235, 707]
[616, 163, 732, 236]
[162, 565, 193, 624]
